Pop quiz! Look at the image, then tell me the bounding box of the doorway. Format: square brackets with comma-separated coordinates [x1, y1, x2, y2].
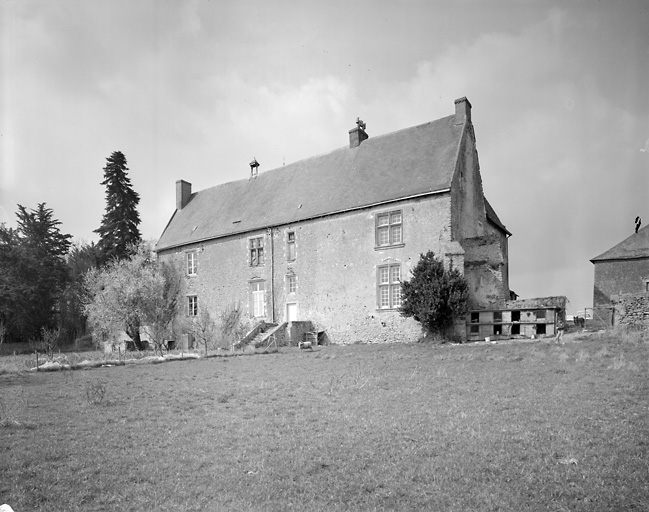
[286, 302, 298, 322]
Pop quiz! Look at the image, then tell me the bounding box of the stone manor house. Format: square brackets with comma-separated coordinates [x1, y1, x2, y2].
[155, 97, 511, 344]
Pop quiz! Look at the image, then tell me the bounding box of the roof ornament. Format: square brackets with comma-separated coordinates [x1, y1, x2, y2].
[356, 117, 366, 132]
[635, 216, 642, 233]
[249, 157, 259, 179]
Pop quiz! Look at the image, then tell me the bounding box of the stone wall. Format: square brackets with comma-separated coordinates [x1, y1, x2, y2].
[592, 258, 649, 307]
[158, 193, 456, 345]
[611, 293, 649, 327]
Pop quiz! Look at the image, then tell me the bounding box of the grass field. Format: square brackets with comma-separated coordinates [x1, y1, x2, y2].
[1, 330, 648, 511]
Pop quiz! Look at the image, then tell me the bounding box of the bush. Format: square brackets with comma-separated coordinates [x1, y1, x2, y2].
[399, 251, 469, 337]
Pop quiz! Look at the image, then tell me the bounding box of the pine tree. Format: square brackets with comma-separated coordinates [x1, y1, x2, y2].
[95, 151, 141, 265]
[399, 250, 469, 338]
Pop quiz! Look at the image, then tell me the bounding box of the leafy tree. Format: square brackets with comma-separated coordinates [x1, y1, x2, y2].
[399, 250, 469, 337]
[190, 306, 217, 356]
[59, 242, 101, 342]
[84, 244, 184, 354]
[94, 151, 141, 265]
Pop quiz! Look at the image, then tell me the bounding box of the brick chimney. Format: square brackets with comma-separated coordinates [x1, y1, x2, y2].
[349, 118, 369, 148]
[176, 180, 192, 210]
[454, 97, 472, 125]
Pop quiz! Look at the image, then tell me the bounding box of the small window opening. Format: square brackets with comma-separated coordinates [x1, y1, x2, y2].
[470, 325, 479, 334]
[493, 324, 502, 335]
[536, 324, 547, 335]
[536, 310, 546, 319]
[493, 311, 502, 322]
[511, 311, 520, 322]
[511, 324, 520, 335]
[471, 312, 479, 323]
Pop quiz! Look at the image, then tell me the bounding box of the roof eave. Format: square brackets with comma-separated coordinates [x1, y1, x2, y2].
[155, 187, 451, 253]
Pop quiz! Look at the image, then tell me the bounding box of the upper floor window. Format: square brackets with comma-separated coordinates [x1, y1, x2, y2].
[376, 210, 403, 247]
[186, 251, 197, 276]
[287, 275, 297, 294]
[250, 237, 264, 266]
[287, 231, 296, 261]
[378, 264, 402, 309]
[187, 295, 198, 317]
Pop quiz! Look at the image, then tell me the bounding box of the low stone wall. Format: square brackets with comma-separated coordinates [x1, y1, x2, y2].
[612, 294, 649, 327]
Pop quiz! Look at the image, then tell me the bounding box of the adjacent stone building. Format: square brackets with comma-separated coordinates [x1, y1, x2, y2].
[590, 225, 649, 326]
[155, 97, 511, 344]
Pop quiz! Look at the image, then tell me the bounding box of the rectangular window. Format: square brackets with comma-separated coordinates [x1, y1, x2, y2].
[251, 281, 265, 317]
[287, 231, 296, 261]
[376, 210, 403, 247]
[187, 296, 198, 317]
[378, 264, 401, 309]
[250, 237, 264, 266]
[287, 275, 297, 294]
[186, 251, 197, 276]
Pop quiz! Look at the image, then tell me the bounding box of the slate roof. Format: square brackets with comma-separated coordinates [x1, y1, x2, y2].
[156, 113, 508, 251]
[590, 225, 649, 262]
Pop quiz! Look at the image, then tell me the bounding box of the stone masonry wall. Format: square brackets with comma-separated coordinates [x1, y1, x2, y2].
[593, 258, 649, 307]
[158, 193, 455, 344]
[612, 293, 649, 327]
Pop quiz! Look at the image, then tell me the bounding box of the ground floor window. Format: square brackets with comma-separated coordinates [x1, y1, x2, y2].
[378, 264, 401, 309]
[187, 295, 198, 317]
[251, 281, 265, 317]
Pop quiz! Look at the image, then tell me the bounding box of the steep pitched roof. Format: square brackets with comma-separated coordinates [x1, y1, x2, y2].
[591, 225, 649, 262]
[157, 115, 464, 251]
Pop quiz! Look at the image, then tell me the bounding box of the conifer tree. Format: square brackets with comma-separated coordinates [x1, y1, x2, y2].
[12, 204, 72, 340]
[399, 250, 469, 338]
[95, 151, 141, 265]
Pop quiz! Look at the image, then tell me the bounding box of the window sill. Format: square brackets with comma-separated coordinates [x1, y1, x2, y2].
[374, 243, 405, 251]
[376, 307, 401, 312]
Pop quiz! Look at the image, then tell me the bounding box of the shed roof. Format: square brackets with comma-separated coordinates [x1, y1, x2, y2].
[591, 225, 649, 262]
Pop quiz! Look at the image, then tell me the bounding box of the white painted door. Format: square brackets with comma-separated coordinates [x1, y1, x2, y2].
[286, 303, 298, 322]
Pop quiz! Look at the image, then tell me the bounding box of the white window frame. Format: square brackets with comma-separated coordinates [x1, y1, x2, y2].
[287, 275, 297, 294]
[376, 210, 403, 248]
[377, 264, 402, 309]
[250, 281, 266, 318]
[186, 251, 197, 276]
[187, 295, 198, 317]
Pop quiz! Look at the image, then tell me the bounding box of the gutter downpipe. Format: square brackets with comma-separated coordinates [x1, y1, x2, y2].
[267, 227, 275, 323]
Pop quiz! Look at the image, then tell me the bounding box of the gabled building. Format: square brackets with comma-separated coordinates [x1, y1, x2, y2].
[155, 97, 511, 343]
[590, 224, 649, 326]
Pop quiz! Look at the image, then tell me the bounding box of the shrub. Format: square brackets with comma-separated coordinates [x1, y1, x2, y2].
[399, 251, 469, 337]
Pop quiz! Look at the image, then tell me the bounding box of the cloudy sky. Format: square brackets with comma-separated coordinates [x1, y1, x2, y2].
[1, 0, 648, 314]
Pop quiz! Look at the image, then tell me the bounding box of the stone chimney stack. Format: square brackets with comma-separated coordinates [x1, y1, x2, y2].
[176, 180, 192, 210]
[454, 97, 472, 125]
[349, 118, 369, 148]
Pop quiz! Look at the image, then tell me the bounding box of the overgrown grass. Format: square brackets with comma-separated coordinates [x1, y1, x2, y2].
[0, 330, 647, 511]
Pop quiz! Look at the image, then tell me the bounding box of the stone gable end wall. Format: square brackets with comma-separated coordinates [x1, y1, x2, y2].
[593, 258, 649, 308]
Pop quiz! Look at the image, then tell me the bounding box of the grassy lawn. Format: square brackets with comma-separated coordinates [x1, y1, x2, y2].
[1, 331, 648, 511]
